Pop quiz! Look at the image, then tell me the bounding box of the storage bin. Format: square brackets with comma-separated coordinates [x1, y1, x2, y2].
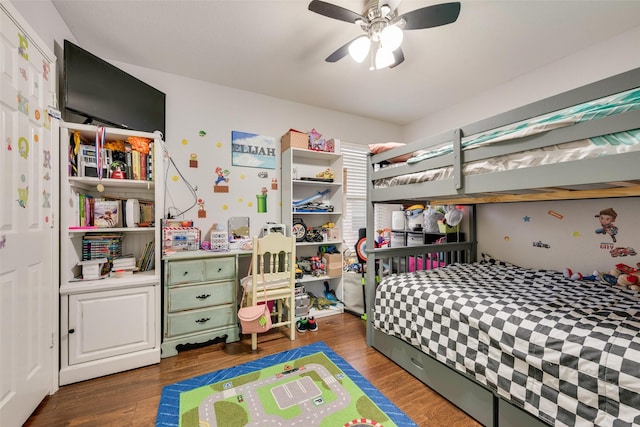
[391, 231, 405, 247]
[281, 130, 309, 152]
[407, 232, 425, 247]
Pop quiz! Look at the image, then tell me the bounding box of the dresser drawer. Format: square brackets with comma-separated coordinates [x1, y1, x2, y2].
[168, 281, 235, 312]
[167, 305, 236, 336]
[167, 260, 204, 285]
[204, 257, 235, 281]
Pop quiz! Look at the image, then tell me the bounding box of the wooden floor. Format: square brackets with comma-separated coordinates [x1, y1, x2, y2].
[26, 313, 482, 427]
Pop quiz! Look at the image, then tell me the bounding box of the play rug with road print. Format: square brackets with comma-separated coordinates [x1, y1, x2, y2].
[156, 341, 417, 427]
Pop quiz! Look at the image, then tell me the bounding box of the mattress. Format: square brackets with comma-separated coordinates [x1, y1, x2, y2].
[373, 259, 640, 426]
[374, 86, 640, 189]
[374, 132, 640, 189]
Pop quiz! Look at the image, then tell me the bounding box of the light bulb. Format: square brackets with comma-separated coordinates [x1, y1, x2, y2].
[348, 36, 371, 63]
[380, 25, 403, 51]
[375, 46, 395, 69]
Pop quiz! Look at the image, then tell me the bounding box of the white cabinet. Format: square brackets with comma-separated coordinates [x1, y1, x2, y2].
[66, 286, 156, 365]
[58, 122, 163, 385]
[281, 148, 344, 319]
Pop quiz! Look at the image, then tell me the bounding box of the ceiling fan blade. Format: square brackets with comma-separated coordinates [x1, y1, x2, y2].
[325, 37, 360, 62]
[399, 2, 461, 30]
[389, 47, 405, 68]
[308, 0, 364, 24]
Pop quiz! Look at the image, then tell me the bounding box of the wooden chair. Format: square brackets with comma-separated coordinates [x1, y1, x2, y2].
[244, 232, 296, 350]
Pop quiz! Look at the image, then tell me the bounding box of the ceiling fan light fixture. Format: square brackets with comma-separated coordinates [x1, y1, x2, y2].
[375, 46, 395, 69]
[348, 36, 371, 63]
[380, 24, 403, 51]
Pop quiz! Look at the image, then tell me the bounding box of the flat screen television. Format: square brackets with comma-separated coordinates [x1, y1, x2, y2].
[63, 39, 166, 139]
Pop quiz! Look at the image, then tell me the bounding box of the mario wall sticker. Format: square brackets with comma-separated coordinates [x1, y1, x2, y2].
[190, 153, 198, 168]
[213, 166, 230, 193]
[595, 207, 618, 242]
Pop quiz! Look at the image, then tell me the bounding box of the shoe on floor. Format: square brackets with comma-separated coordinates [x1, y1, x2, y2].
[307, 316, 318, 332]
[296, 317, 308, 333]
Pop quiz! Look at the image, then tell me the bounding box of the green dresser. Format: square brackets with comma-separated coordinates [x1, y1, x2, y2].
[162, 252, 243, 357]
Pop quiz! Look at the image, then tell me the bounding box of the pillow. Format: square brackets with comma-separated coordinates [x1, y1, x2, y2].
[479, 253, 520, 268]
[368, 142, 413, 163]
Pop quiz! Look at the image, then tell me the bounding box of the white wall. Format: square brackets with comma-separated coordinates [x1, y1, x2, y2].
[403, 26, 640, 143]
[477, 198, 640, 276]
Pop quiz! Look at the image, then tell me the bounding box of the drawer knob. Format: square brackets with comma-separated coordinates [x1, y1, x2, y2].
[68, 329, 75, 334]
[196, 294, 211, 300]
[183, 271, 188, 276]
[195, 317, 211, 324]
[217, 267, 222, 272]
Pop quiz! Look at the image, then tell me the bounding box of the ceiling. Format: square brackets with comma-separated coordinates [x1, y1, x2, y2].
[50, 0, 640, 126]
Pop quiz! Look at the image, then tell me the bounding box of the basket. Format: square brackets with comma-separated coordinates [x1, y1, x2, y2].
[281, 131, 309, 152]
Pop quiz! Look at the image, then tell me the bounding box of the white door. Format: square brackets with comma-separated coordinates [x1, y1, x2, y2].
[0, 3, 58, 426]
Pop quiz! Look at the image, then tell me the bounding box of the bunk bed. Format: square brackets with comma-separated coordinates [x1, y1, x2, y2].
[364, 68, 640, 427]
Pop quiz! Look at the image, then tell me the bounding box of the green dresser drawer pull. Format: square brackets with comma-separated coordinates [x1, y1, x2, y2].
[195, 317, 211, 324]
[195, 294, 211, 300]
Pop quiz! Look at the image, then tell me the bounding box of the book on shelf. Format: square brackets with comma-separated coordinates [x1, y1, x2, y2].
[112, 254, 136, 269]
[125, 143, 133, 180]
[132, 150, 141, 180]
[137, 241, 155, 272]
[140, 152, 147, 182]
[139, 201, 154, 225]
[147, 142, 154, 181]
[94, 199, 120, 228]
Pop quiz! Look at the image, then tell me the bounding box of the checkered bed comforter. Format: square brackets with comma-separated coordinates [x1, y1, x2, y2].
[373, 261, 640, 426]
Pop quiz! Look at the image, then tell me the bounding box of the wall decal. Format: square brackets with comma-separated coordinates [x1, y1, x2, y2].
[231, 131, 276, 169]
[532, 240, 550, 248]
[42, 60, 50, 81]
[257, 187, 268, 213]
[199, 131, 206, 137]
[17, 33, 29, 59]
[213, 166, 230, 193]
[271, 178, 278, 190]
[181, 139, 188, 145]
[6, 136, 12, 151]
[42, 190, 50, 208]
[17, 91, 29, 115]
[258, 171, 268, 178]
[216, 141, 222, 148]
[572, 231, 580, 237]
[17, 186, 28, 208]
[0, 234, 6, 250]
[189, 153, 198, 168]
[172, 175, 179, 181]
[595, 207, 618, 242]
[547, 210, 563, 219]
[197, 198, 206, 218]
[522, 215, 531, 222]
[43, 150, 51, 168]
[609, 246, 637, 257]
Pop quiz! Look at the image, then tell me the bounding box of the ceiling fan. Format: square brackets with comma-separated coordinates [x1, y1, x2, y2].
[308, 0, 461, 70]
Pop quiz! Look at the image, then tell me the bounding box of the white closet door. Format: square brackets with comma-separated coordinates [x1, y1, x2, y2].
[0, 3, 58, 427]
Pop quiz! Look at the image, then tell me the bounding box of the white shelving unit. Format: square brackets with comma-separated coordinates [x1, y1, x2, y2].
[281, 148, 344, 319]
[58, 122, 164, 385]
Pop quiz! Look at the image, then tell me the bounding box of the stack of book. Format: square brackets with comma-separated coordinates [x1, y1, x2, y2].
[110, 254, 137, 277]
[82, 233, 124, 260]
